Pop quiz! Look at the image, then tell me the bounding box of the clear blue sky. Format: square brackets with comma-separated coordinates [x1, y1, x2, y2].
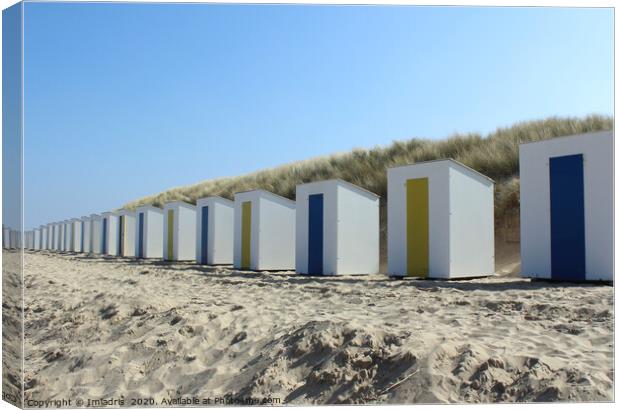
[21, 3, 613, 229]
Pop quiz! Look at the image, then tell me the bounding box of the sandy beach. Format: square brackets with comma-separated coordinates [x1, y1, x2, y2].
[10, 250, 613, 404]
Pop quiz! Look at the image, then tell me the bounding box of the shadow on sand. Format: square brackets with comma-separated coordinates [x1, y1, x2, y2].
[31, 250, 609, 292]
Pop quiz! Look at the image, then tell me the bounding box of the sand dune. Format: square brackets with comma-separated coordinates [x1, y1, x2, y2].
[14, 251, 613, 404]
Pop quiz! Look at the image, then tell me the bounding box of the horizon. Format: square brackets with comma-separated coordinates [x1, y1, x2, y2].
[3, 3, 614, 229]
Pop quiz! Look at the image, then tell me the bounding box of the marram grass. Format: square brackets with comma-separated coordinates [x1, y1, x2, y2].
[124, 114, 612, 249]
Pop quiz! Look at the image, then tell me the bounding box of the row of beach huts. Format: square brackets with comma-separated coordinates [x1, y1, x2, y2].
[4, 131, 613, 282]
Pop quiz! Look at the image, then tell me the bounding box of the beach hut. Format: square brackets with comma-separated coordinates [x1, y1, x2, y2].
[65, 220, 74, 251]
[33, 228, 41, 251]
[195, 196, 234, 265]
[117, 210, 136, 257]
[233, 190, 296, 271]
[101, 211, 120, 256]
[24, 231, 31, 249]
[56, 222, 62, 251]
[135, 205, 164, 259]
[34, 229, 41, 250]
[70, 218, 82, 252]
[3, 226, 10, 249]
[59, 222, 65, 251]
[46, 223, 53, 250]
[81, 216, 91, 253]
[49, 224, 54, 250]
[61, 222, 67, 251]
[520, 131, 613, 282]
[90, 214, 104, 254]
[163, 201, 197, 261]
[51, 223, 59, 251]
[295, 179, 380, 275]
[40, 226, 48, 250]
[9, 230, 17, 249]
[60, 221, 67, 252]
[387, 159, 495, 279]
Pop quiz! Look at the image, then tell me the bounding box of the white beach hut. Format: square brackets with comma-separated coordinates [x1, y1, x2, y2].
[101, 211, 119, 256]
[40, 226, 48, 250]
[10, 230, 18, 249]
[70, 218, 82, 252]
[195, 196, 234, 265]
[61, 222, 68, 251]
[163, 201, 197, 261]
[65, 220, 74, 251]
[520, 131, 613, 282]
[117, 210, 136, 257]
[56, 222, 62, 251]
[135, 205, 164, 259]
[33, 228, 41, 250]
[295, 179, 380, 275]
[24, 231, 31, 249]
[90, 214, 104, 254]
[59, 222, 65, 251]
[81, 216, 91, 253]
[60, 221, 68, 252]
[233, 190, 296, 271]
[47, 223, 54, 250]
[52, 223, 59, 251]
[387, 159, 495, 279]
[3, 226, 10, 249]
[60, 222, 65, 250]
[61, 222, 67, 251]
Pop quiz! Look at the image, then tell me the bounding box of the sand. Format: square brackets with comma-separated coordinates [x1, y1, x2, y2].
[8, 250, 613, 404]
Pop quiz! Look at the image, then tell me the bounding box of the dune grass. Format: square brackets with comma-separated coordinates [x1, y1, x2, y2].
[126, 114, 611, 209]
[124, 114, 612, 264]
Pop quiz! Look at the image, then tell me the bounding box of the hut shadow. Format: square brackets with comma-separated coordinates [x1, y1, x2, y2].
[183, 269, 602, 291]
[56, 253, 606, 291]
[175, 267, 573, 291]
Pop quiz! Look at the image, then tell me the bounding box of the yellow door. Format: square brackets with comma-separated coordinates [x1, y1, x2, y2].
[241, 201, 252, 269]
[167, 209, 174, 260]
[406, 178, 429, 277]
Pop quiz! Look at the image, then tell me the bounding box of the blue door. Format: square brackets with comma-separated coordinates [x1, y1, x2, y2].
[308, 194, 324, 275]
[138, 212, 144, 258]
[550, 154, 586, 281]
[118, 216, 124, 256]
[201, 206, 209, 264]
[102, 218, 107, 254]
